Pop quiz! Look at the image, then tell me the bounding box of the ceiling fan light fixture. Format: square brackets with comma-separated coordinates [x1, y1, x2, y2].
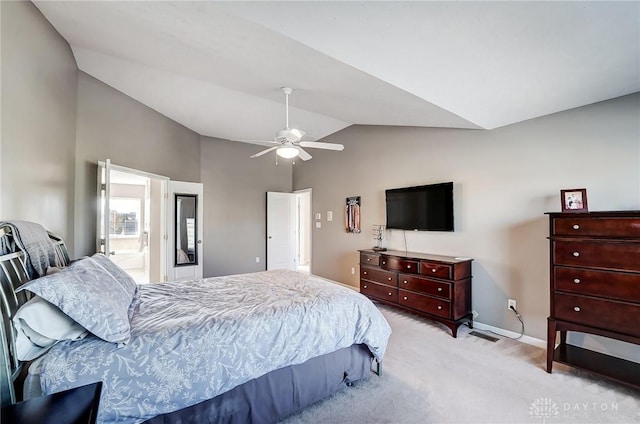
[276, 146, 299, 159]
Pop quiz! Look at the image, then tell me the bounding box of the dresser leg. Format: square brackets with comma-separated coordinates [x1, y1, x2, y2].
[547, 318, 556, 373]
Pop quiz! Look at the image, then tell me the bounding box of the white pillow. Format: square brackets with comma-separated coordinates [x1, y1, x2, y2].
[13, 296, 88, 361]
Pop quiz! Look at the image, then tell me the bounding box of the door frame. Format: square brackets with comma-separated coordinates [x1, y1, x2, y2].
[266, 189, 312, 273]
[294, 188, 312, 274]
[97, 160, 169, 283]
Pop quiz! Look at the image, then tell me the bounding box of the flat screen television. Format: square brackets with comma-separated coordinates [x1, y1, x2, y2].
[385, 182, 454, 231]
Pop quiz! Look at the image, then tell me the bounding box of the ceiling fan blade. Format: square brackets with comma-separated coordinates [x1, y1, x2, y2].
[241, 140, 280, 148]
[298, 141, 344, 151]
[250, 145, 280, 158]
[296, 147, 312, 161]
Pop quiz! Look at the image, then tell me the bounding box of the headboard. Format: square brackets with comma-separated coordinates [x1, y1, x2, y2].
[0, 224, 70, 406]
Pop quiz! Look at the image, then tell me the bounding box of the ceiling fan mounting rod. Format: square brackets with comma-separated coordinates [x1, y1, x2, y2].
[282, 87, 293, 130]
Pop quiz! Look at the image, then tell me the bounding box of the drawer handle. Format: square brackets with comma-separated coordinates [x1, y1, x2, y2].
[403, 296, 408, 300]
[367, 258, 371, 261]
[388, 292, 393, 296]
[437, 287, 443, 292]
[573, 278, 581, 284]
[437, 306, 443, 310]
[573, 306, 581, 312]
[363, 271, 367, 275]
[432, 269, 436, 273]
[572, 224, 580, 230]
[388, 277, 392, 281]
[382, 261, 386, 265]
[572, 252, 580, 257]
[363, 285, 368, 289]
[403, 280, 408, 284]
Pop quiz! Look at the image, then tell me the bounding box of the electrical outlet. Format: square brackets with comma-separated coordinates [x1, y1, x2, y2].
[508, 299, 517, 311]
[351, 267, 355, 275]
[255, 257, 260, 263]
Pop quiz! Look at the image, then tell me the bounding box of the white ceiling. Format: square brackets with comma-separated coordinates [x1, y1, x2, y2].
[34, 1, 639, 143]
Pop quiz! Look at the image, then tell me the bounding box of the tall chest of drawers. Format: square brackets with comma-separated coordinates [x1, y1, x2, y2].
[546, 211, 640, 388]
[359, 249, 473, 337]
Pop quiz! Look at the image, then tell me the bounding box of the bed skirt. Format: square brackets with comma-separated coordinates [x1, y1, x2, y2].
[143, 343, 374, 424]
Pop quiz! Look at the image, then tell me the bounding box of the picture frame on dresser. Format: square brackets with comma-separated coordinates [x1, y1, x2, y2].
[560, 188, 588, 213]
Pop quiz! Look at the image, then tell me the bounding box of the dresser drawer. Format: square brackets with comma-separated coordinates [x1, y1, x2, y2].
[554, 293, 640, 337]
[553, 217, 640, 238]
[399, 274, 451, 299]
[399, 290, 450, 318]
[361, 281, 398, 303]
[554, 267, 640, 302]
[360, 253, 380, 266]
[380, 255, 419, 274]
[553, 241, 640, 272]
[360, 266, 397, 286]
[420, 261, 452, 279]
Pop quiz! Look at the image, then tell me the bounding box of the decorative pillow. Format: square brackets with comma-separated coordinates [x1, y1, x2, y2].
[90, 253, 137, 298]
[13, 296, 88, 361]
[18, 257, 134, 344]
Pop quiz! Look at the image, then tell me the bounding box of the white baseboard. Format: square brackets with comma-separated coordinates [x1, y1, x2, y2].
[473, 321, 546, 349]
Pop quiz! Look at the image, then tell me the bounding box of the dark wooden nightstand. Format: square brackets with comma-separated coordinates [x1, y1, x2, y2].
[1, 381, 102, 424]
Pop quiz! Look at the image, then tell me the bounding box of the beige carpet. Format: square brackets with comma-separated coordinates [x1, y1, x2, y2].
[281, 305, 639, 424]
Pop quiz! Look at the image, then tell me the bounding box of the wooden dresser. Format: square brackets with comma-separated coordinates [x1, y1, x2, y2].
[359, 249, 473, 337]
[546, 211, 640, 389]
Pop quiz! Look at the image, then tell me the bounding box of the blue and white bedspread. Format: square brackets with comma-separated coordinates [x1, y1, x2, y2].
[40, 270, 392, 424]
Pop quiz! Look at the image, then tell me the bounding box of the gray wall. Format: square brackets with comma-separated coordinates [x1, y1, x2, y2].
[74, 72, 201, 257]
[294, 93, 640, 345]
[200, 137, 291, 277]
[0, 1, 77, 250]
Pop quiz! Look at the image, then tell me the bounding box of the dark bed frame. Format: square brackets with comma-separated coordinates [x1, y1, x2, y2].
[0, 224, 380, 423]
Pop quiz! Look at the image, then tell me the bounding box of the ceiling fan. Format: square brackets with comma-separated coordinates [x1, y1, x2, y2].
[249, 87, 344, 161]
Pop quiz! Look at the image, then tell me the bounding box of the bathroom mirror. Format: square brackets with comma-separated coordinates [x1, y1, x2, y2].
[175, 194, 198, 266]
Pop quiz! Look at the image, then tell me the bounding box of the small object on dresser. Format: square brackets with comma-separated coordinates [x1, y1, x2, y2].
[372, 224, 387, 251]
[560, 188, 588, 213]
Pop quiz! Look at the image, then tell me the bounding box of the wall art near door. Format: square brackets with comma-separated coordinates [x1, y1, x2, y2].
[346, 196, 361, 233]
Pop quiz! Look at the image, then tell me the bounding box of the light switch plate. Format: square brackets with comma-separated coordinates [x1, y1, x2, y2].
[315, 222, 322, 228]
[327, 211, 333, 221]
[315, 212, 321, 220]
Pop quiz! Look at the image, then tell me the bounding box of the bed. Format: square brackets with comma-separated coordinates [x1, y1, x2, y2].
[0, 222, 391, 423]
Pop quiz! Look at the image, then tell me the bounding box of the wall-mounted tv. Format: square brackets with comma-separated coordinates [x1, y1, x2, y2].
[385, 182, 454, 231]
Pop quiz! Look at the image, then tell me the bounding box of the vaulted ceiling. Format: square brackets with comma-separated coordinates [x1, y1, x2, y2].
[34, 1, 640, 143]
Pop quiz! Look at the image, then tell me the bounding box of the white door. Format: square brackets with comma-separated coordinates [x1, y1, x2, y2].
[295, 189, 312, 273]
[167, 181, 203, 282]
[267, 192, 297, 270]
[97, 160, 168, 284]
